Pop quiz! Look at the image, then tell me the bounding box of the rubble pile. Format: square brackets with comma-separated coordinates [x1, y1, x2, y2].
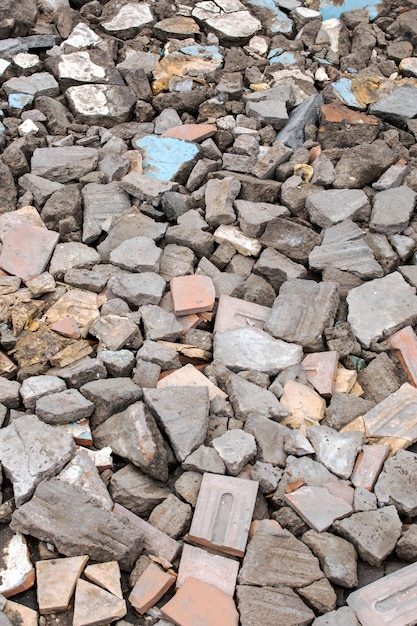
[1, 0, 417, 624]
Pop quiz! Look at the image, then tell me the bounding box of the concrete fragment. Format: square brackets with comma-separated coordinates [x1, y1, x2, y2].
[374, 450, 417, 516]
[302, 530, 358, 588]
[307, 425, 364, 479]
[237, 584, 315, 626]
[212, 429, 257, 476]
[109, 464, 169, 517]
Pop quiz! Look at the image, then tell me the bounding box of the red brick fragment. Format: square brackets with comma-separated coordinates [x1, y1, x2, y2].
[388, 325, 417, 387]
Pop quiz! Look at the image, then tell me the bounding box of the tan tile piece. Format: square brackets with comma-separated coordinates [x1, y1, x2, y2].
[340, 416, 366, 435]
[157, 363, 226, 401]
[280, 380, 326, 434]
[188, 473, 258, 557]
[302, 351, 338, 397]
[170, 275, 216, 315]
[4, 599, 38, 626]
[388, 325, 417, 387]
[36, 555, 88, 614]
[161, 576, 239, 626]
[84, 561, 123, 599]
[158, 340, 211, 361]
[350, 381, 364, 397]
[334, 364, 357, 394]
[214, 294, 271, 334]
[351, 444, 390, 490]
[128, 562, 176, 615]
[213, 224, 262, 257]
[49, 340, 93, 367]
[49, 316, 81, 339]
[162, 123, 216, 142]
[0, 530, 35, 598]
[177, 544, 239, 596]
[73, 579, 126, 626]
[0, 350, 17, 378]
[113, 504, 182, 564]
[362, 382, 417, 445]
[44, 289, 99, 338]
[0, 224, 58, 282]
[347, 560, 417, 625]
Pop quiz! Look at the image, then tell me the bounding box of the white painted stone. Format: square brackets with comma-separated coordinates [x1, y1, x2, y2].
[206, 10, 262, 39]
[0, 532, 34, 597]
[58, 52, 106, 82]
[63, 23, 103, 49]
[102, 3, 153, 33]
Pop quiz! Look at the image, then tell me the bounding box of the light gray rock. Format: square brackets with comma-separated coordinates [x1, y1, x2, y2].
[137, 340, 181, 371]
[205, 176, 240, 227]
[369, 84, 417, 126]
[144, 386, 210, 461]
[109, 236, 161, 272]
[214, 327, 303, 375]
[307, 425, 364, 480]
[31, 146, 98, 183]
[265, 279, 339, 351]
[370, 185, 416, 234]
[306, 189, 371, 228]
[3, 72, 59, 97]
[18, 173, 64, 207]
[254, 247, 307, 291]
[212, 429, 257, 475]
[374, 450, 417, 516]
[273, 456, 339, 506]
[353, 487, 377, 512]
[49, 242, 100, 280]
[109, 464, 169, 517]
[260, 217, 321, 264]
[0, 414, 75, 506]
[253, 142, 292, 180]
[20, 375, 67, 409]
[239, 525, 324, 588]
[140, 305, 183, 341]
[237, 585, 315, 626]
[121, 172, 176, 206]
[182, 445, 226, 474]
[244, 414, 288, 467]
[174, 471, 203, 507]
[11, 478, 143, 570]
[102, 2, 153, 39]
[250, 461, 282, 494]
[36, 389, 94, 424]
[396, 524, 417, 561]
[333, 506, 402, 567]
[205, 10, 262, 40]
[108, 272, 166, 307]
[276, 93, 322, 150]
[80, 378, 142, 428]
[302, 530, 358, 588]
[93, 402, 168, 482]
[89, 315, 138, 351]
[235, 201, 289, 239]
[309, 237, 383, 280]
[312, 607, 360, 626]
[81, 182, 131, 244]
[66, 84, 136, 126]
[226, 373, 287, 422]
[97, 349, 135, 377]
[148, 493, 192, 539]
[159, 244, 195, 281]
[246, 100, 288, 129]
[0, 379, 20, 408]
[47, 357, 107, 388]
[347, 272, 417, 348]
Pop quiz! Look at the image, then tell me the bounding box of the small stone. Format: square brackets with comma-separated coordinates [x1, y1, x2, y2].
[306, 189, 370, 228]
[80, 377, 142, 428]
[374, 450, 417, 516]
[109, 236, 161, 273]
[31, 146, 98, 183]
[89, 315, 138, 351]
[370, 186, 416, 234]
[302, 530, 358, 588]
[109, 464, 169, 517]
[102, 3, 153, 39]
[148, 493, 192, 539]
[20, 375, 66, 409]
[212, 429, 257, 476]
[36, 389, 94, 424]
[307, 425, 364, 479]
[237, 584, 315, 626]
[66, 84, 136, 126]
[297, 578, 337, 614]
[108, 272, 166, 307]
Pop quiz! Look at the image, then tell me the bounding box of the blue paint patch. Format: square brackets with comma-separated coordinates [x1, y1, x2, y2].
[8, 93, 34, 110]
[248, 0, 293, 33]
[268, 47, 283, 59]
[179, 45, 223, 62]
[269, 51, 297, 66]
[134, 135, 200, 182]
[319, 0, 382, 21]
[332, 77, 365, 109]
[313, 56, 333, 65]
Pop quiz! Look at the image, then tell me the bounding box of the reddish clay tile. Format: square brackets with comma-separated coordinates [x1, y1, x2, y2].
[0, 224, 58, 282]
[351, 444, 390, 490]
[388, 325, 417, 387]
[214, 294, 271, 333]
[161, 577, 239, 626]
[302, 351, 338, 397]
[362, 383, 417, 445]
[162, 123, 216, 142]
[36, 555, 88, 614]
[347, 561, 417, 625]
[188, 473, 258, 557]
[113, 504, 181, 564]
[285, 479, 304, 494]
[170, 275, 215, 316]
[0, 350, 17, 379]
[284, 485, 353, 533]
[49, 316, 81, 339]
[177, 544, 239, 596]
[129, 562, 176, 615]
[320, 103, 379, 125]
[324, 481, 354, 507]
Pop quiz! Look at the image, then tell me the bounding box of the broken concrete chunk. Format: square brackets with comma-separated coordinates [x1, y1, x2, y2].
[36, 388, 94, 424]
[237, 584, 315, 626]
[80, 377, 142, 428]
[374, 449, 417, 516]
[307, 425, 364, 480]
[109, 464, 169, 517]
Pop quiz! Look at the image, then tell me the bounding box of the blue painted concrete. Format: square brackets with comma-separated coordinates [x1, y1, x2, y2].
[134, 135, 200, 182]
[319, 0, 382, 21]
[332, 77, 364, 109]
[179, 45, 223, 62]
[8, 93, 34, 110]
[248, 0, 293, 33]
[269, 51, 297, 66]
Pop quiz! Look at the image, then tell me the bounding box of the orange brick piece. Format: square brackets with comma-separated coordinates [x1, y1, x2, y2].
[129, 562, 176, 615]
[214, 294, 271, 333]
[162, 124, 216, 142]
[36, 555, 88, 614]
[49, 316, 81, 339]
[170, 275, 215, 316]
[177, 544, 239, 596]
[302, 351, 338, 397]
[351, 444, 390, 490]
[347, 561, 417, 625]
[161, 577, 239, 626]
[188, 473, 258, 557]
[388, 325, 417, 387]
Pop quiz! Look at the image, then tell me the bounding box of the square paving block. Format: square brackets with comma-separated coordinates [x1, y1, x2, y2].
[188, 473, 258, 557]
[214, 294, 271, 334]
[177, 544, 239, 596]
[170, 275, 216, 315]
[347, 561, 417, 625]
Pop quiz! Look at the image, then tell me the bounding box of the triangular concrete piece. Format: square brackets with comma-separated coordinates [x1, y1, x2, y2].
[144, 386, 210, 461]
[84, 561, 123, 599]
[73, 579, 126, 626]
[36, 555, 88, 614]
